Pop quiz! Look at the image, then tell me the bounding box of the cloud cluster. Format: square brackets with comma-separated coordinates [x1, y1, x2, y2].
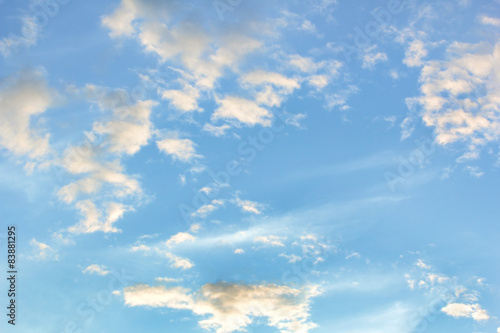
[0, 70, 54, 159]
[407, 41, 500, 158]
[57, 85, 156, 234]
[441, 303, 489, 321]
[123, 281, 320, 333]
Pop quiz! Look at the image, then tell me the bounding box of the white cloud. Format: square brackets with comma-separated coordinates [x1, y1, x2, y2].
[191, 199, 225, 218]
[0, 16, 40, 56]
[29, 238, 58, 261]
[101, 0, 140, 37]
[165, 253, 194, 270]
[465, 166, 484, 178]
[0, 70, 54, 158]
[233, 198, 264, 214]
[161, 83, 201, 112]
[241, 70, 300, 108]
[254, 235, 286, 247]
[479, 15, 500, 27]
[279, 253, 301, 263]
[234, 248, 245, 254]
[103, 0, 261, 91]
[68, 200, 130, 234]
[92, 99, 156, 155]
[325, 85, 359, 110]
[345, 252, 360, 260]
[403, 40, 427, 67]
[362, 51, 388, 69]
[157, 137, 202, 162]
[155, 277, 183, 283]
[56, 86, 153, 234]
[190, 223, 202, 233]
[427, 273, 448, 284]
[415, 259, 430, 269]
[242, 70, 300, 93]
[82, 264, 110, 276]
[308, 75, 329, 89]
[123, 282, 320, 333]
[299, 19, 317, 33]
[288, 54, 324, 73]
[212, 96, 272, 127]
[130, 244, 151, 252]
[202, 123, 231, 137]
[408, 41, 500, 154]
[165, 232, 196, 247]
[441, 303, 489, 321]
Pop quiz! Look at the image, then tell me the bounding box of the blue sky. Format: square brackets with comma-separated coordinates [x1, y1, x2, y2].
[1, 0, 500, 332]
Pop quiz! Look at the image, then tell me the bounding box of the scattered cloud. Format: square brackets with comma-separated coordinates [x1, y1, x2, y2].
[254, 235, 286, 247]
[82, 264, 110, 276]
[212, 96, 272, 127]
[0, 70, 54, 159]
[28, 238, 58, 261]
[165, 232, 196, 247]
[479, 15, 500, 27]
[233, 198, 264, 214]
[123, 282, 320, 333]
[407, 41, 500, 156]
[403, 40, 427, 67]
[441, 303, 489, 321]
[155, 277, 183, 283]
[157, 137, 202, 162]
[362, 51, 388, 69]
[68, 201, 130, 234]
[191, 199, 225, 218]
[345, 252, 360, 260]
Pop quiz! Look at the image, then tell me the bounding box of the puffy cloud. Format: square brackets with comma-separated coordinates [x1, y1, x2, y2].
[155, 277, 183, 283]
[202, 124, 231, 137]
[0, 70, 54, 158]
[157, 137, 202, 162]
[441, 303, 489, 321]
[92, 100, 156, 155]
[325, 85, 359, 110]
[0, 16, 40, 56]
[82, 264, 110, 276]
[56, 86, 153, 233]
[408, 41, 500, 154]
[403, 40, 427, 67]
[415, 259, 430, 269]
[29, 238, 58, 261]
[191, 199, 225, 218]
[362, 51, 388, 69]
[234, 249, 245, 254]
[241, 70, 301, 108]
[165, 253, 194, 270]
[479, 15, 500, 27]
[288, 54, 324, 73]
[68, 200, 130, 234]
[165, 232, 196, 247]
[103, 0, 261, 91]
[345, 252, 360, 260]
[161, 83, 201, 112]
[254, 235, 286, 247]
[280, 253, 302, 263]
[212, 96, 272, 127]
[307, 75, 329, 89]
[123, 282, 320, 333]
[233, 198, 264, 214]
[242, 71, 300, 93]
